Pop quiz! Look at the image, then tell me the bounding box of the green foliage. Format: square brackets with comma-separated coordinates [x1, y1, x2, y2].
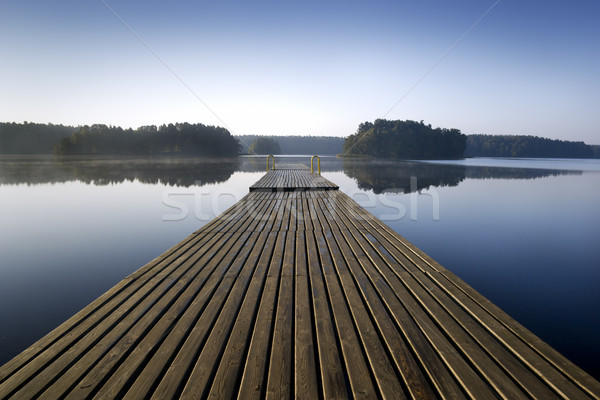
[238, 135, 343, 155]
[53, 123, 240, 156]
[247, 137, 281, 155]
[0, 122, 76, 154]
[466, 135, 596, 158]
[343, 119, 466, 159]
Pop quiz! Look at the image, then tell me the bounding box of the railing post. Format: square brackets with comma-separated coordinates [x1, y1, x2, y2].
[266, 155, 275, 171]
[310, 155, 321, 175]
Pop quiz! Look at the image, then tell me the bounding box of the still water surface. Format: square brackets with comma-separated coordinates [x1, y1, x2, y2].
[1, 155, 599, 378]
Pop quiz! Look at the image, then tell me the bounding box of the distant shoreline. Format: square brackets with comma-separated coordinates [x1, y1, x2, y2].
[1, 122, 598, 159]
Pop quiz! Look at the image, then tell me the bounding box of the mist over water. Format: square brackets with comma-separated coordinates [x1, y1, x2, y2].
[1, 155, 599, 379]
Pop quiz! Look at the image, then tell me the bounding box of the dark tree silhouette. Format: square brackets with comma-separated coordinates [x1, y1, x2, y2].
[343, 119, 466, 159]
[3, 121, 597, 159]
[0, 122, 75, 154]
[248, 137, 281, 155]
[238, 135, 343, 154]
[53, 123, 240, 156]
[466, 134, 596, 158]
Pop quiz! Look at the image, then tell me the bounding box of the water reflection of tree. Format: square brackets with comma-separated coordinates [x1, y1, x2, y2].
[343, 159, 466, 194]
[343, 159, 582, 194]
[0, 156, 240, 187]
[1, 156, 584, 189]
[237, 156, 345, 172]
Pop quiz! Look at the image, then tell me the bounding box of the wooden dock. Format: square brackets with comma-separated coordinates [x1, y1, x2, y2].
[1, 169, 599, 399]
[250, 168, 338, 192]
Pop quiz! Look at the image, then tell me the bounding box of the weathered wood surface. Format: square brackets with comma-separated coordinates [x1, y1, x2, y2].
[1, 170, 599, 399]
[250, 169, 338, 192]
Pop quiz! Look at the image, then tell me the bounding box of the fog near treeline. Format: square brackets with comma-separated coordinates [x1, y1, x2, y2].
[1, 121, 598, 159]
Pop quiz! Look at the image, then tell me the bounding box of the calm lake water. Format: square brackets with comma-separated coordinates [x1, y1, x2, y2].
[1, 155, 599, 379]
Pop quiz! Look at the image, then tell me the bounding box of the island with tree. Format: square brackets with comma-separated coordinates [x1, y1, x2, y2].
[343, 119, 467, 159]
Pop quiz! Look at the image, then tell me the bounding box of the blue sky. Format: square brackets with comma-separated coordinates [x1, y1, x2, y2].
[1, 0, 599, 143]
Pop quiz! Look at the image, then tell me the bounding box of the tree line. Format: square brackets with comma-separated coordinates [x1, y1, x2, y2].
[2, 121, 598, 159]
[53, 123, 239, 156]
[247, 137, 282, 154]
[1, 123, 345, 156]
[465, 134, 597, 158]
[0, 122, 76, 154]
[343, 119, 599, 159]
[237, 135, 344, 155]
[343, 119, 467, 159]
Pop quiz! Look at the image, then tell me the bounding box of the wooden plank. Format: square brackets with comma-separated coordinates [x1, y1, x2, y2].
[265, 229, 295, 398]
[200, 192, 264, 233]
[321, 227, 407, 399]
[177, 230, 276, 399]
[236, 231, 287, 398]
[329, 227, 438, 400]
[270, 192, 288, 232]
[308, 192, 326, 230]
[313, 229, 379, 398]
[138, 230, 264, 399]
[301, 195, 313, 232]
[205, 231, 278, 399]
[286, 192, 298, 232]
[293, 230, 320, 400]
[305, 229, 349, 399]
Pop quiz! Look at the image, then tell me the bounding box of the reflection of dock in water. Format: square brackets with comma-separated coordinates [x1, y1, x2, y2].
[1, 167, 599, 398]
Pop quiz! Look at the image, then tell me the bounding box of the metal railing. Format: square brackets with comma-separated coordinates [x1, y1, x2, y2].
[310, 155, 321, 175]
[264, 155, 321, 174]
[266, 154, 275, 171]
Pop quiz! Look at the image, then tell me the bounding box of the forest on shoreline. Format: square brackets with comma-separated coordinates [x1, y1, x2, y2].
[54, 123, 239, 156]
[466, 134, 598, 159]
[1, 121, 598, 159]
[238, 135, 344, 155]
[343, 119, 467, 159]
[342, 119, 599, 159]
